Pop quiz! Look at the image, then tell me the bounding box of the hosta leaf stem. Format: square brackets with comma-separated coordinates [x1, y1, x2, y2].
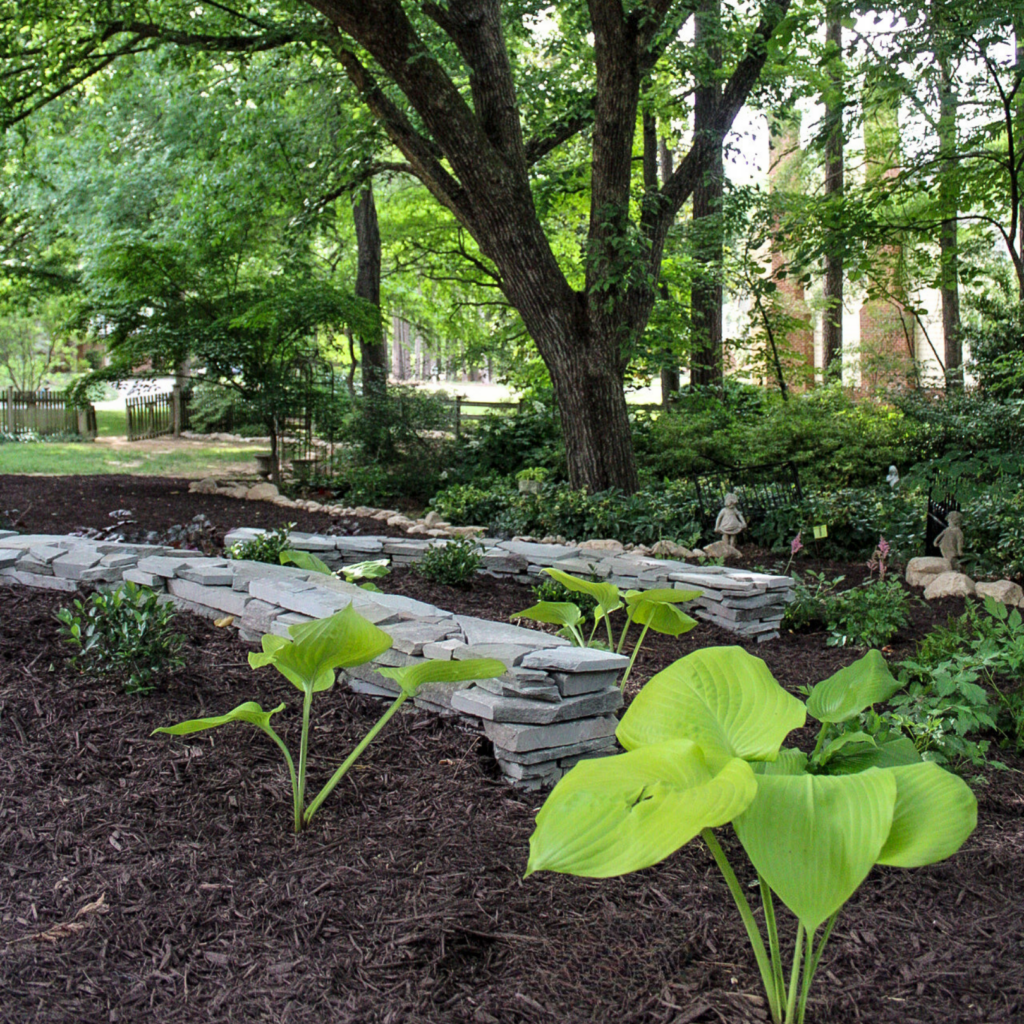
[303, 691, 409, 826]
[702, 829, 782, 1024]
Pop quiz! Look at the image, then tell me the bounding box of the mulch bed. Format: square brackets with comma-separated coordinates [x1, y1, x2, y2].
[0, 475, 406, 544]
[2, 476, 1023, 1023]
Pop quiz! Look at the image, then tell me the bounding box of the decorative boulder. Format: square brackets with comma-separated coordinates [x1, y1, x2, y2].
[923, 572, 976, 601]
[702, 539, 739, 560]
[905, 556, 951, 588]
[975, 580, 1024, 606]
[246, 483, 279, 501]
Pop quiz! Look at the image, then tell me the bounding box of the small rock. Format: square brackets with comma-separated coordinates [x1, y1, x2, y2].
[450, 525, 486, 538]
[540, 535, 557, 545]
[975, 580, 1024, 606]
[220, 486, 250, 499]
[923, 572, 975, 601]
[272, 496, 299, 508]
[423, 511, 446, 527]
[702, 540, 738, 559]
[246, 483, 279, 501]
[651, 539, 694, 559]
[407, 524, 430, 536]
[387, 514, 415, 528]
[578, 538, 624, 553]
[905, 556, 951, 588]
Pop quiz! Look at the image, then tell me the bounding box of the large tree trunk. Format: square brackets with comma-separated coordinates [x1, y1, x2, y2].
[823, 4, 844, 381]
[352, 183, 387, 398]
[690, 0, 724, 388]
[313, 0, 791, 493]
[937, 55, 961, 385]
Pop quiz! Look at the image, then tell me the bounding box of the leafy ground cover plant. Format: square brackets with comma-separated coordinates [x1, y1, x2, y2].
[57, 582, 184, 694]
[154, 606, 503, 832]
[226, 523, 294, 564]
[527, 647, 977, 1024]
[781, 570, 846, 632]
[878, 596, 1024, 768]
[414, 536, 482, 586]
[513, 568, 700, 690]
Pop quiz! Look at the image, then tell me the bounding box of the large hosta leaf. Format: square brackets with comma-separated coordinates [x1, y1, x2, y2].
[806, 650, 903, 724]
[616, 647, 806, 763]
[280, 549, 333, 575]
[733, 770, 897, 932]
[526, 739, 756, 878]
[153, 700, 286, 737]
[377, 658, 506, 696]
[876, 762, 977, 868]
[625, 592, 698, 637]
[827, 735, 922, 774]
[543, 568, 622, 619]
[512, 602, 584, 630]
[248, 606, 393, 693]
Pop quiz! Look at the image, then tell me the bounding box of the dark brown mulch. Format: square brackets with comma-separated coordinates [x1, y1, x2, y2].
[2, 585, 1022, 1024]
[0, 475, 407, 546]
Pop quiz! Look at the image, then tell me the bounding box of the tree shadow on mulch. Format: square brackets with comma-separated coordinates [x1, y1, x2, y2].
[2, 586, 1022, 1024]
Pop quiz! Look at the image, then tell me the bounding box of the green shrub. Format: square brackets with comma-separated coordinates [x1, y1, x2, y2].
[56, 582, 185, 694]
[824, 579, 913, 649]
[414, 536, 483, 585]
[226, 524, 294, 564]
[186, 382, 266, 435]
[429, 481, 516, 526]
[638, 384, 928, 489]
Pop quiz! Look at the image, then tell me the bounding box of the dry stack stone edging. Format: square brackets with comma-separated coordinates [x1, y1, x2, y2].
[226, 529, 793, 642]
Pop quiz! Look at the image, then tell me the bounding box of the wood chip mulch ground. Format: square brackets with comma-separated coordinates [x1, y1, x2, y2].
[1, 474, 1023, 1023]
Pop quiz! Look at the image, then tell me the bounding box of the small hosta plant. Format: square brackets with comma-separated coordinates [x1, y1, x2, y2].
[527, 647, 977, 1024]
[414, 536, 482, 586]
[279, 548, 391, 590]
[57, 582, 185, 694]
[153, 606, 503, 832]
[513, 568, 700, 689]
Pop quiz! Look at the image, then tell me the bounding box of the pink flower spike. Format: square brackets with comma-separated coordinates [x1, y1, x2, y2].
[791, 532, 804, 555]
[878, 537, 890, 557]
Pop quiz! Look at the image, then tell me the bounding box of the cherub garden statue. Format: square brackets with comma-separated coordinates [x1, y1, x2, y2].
[934, 510, 964, 571]
[714, 492, 747, 553]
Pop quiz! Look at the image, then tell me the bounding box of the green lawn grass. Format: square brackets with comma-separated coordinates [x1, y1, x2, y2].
[0, 441, 256, 476]
[95, 409, 127, 437]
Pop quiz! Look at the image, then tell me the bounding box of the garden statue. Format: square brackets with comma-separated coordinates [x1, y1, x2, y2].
[934, 510, 964, 570]
[886, 464, 900, 489]
[713, 493, 747, 553]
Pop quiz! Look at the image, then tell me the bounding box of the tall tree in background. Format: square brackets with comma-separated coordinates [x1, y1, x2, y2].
[822, 1, 844, 381]
[690, 0, 725, 387]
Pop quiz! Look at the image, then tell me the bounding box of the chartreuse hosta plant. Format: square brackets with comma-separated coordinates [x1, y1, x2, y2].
[526, 647, 977, 1024]
[513, 568, 701, 690]
[153, 606, 503, 833]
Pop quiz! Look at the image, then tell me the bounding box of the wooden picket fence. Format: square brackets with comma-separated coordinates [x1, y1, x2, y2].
[0, 388, 82, 437]
[126, 390, 189, 441]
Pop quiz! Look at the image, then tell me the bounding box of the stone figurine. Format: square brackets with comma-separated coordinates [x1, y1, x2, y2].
[886, 465, 900, 490]
[714, 493, 747, 552]
[934, 510, 964, 571]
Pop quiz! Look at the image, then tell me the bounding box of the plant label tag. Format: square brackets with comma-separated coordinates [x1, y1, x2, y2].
[813, 525, 828, 540]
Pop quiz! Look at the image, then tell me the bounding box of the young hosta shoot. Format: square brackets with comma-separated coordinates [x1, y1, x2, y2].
[513, 568, 701, 689]
[526, 647, 977, 1024]
[153, 605, 503, 832]
[279, 549, 391, 590]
